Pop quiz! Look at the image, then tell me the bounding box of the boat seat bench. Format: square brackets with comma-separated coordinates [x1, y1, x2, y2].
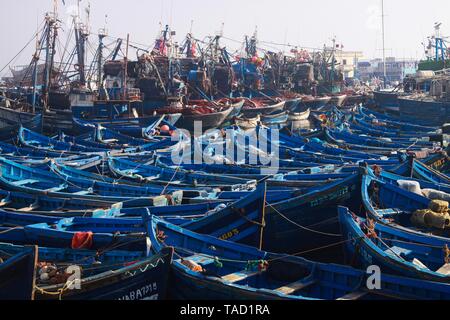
[385, 246, 413, 258]
[337, 290, 369, 300]
[11, 179, 39, 186]
[222, 270, 261, 283]
[178, 255, 216, 267]
[73, 190, 93, 196]
[275, 279, 317, 295]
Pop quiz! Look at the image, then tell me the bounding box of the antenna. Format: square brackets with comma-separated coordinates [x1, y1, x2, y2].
[189, 20, 194, 34]
[85, 2, 91, 34]
[217, 22, 225, 38]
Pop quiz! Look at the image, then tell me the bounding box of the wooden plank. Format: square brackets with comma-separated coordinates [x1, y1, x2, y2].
[179, 255, 215, 266]
[222, 270, 260, 283]
[385, 246, 412, 257]
[45, 186, 66, 193]
[11, 179, 39, 186]
[73, 190, 92, 196]
[275, 280, 317, 295]
[337, 291, 369, 300]
[18, 205, 40, 212]
[436, 263, 450, 276]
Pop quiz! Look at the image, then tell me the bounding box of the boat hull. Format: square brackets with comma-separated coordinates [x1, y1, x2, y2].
[398, 97, 450, 126]
[373, 91, 400, 113]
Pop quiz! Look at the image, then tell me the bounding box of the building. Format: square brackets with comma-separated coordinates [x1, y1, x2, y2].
[334, 50, 364, 79]
[356, 57, 418, 84]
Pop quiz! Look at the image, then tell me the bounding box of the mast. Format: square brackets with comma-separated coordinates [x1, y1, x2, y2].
[97, 27, 107, 91]
[31, 23, 41, 112]
[381, 0, 387, 85]
[42, 11, 57, 111]
[122, 33, 130, 101]
[331, 37, 336, 88]
[74, 21, 87, 86]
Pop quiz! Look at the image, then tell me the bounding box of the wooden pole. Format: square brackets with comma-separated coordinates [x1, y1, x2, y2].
[259, 183, 267, 251]
[124, 34, 130, 117]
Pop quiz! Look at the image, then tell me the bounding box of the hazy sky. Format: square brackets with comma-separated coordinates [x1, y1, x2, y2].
[1, 0, 449, 76]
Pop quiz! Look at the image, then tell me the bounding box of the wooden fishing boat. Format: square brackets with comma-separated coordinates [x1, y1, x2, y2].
[234, 115, 260, 130]
[260, 173, 360, 254]
[344, 93, 367, 106]
[261, 111, 288, 123]
[393, 158, 450, 185]
[241, 100, 286, 118]
[50, 160, 231, 197]
[0, 217, 146, 251]
[214, 98, 245, 120]
[108, 157, 256, 189]
[154, 103, 234, 131]
[327, 127, 436, 150]
[288, 108, 311, 121]
[72, 114, 182, 138]
[324, 128, 431, 154]
[0, 187, 232, 219]
[20, 126, 175, 154]
[349, 117, 436, 139]
[358, 106, 438, 132]
[42, 108, 73, 134]
[373, 90, 401, 113]
[339, 206, 450, 283]
[36, 247, 173, 300]
[0, 157, 182, 206]
[0, 245, 37, 300]
[378, 166, 450, 194]
[0, 140, 79, 159]
[327, 94, 347, 107]
[398, 95, 450, 127]
[361, 165, 450, 242]
[19, 127, 108, 153]
[0, 104, 43, 141]
[0, 242, 172, 300]
[301, 96, 331, 110]
[147, 214, 450, 300]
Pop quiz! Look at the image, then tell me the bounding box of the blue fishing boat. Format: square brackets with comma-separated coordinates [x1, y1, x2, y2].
[325, 127, 435, 150]
[0, 241, 172, 300]
[0, 106, 43, 142]
[0, 140, 76, 159]
[0, 245, 37, 300]
[0, 187, 232, 218]
[0, 157, 185, 205]
[373, 91, 401, 113]
[358, 106, 438, 132]
[262, 173, 357, 254]
[393, 158, 450, 185]
[19, 127, 109, 153]
[108, 157, 257, 189]
[361, 165, 450, 240]
[182, 183, 267, 248]
[339, 206, 450, 283]
[0, 217, 147, 251]
[36, 247, 173, 300]
[72, 114, 182, 138]
[147, 214, 450, 300]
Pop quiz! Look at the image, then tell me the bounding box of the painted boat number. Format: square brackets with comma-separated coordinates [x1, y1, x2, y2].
[219, 228, 240, 241]
[118, 282, 158, 300]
